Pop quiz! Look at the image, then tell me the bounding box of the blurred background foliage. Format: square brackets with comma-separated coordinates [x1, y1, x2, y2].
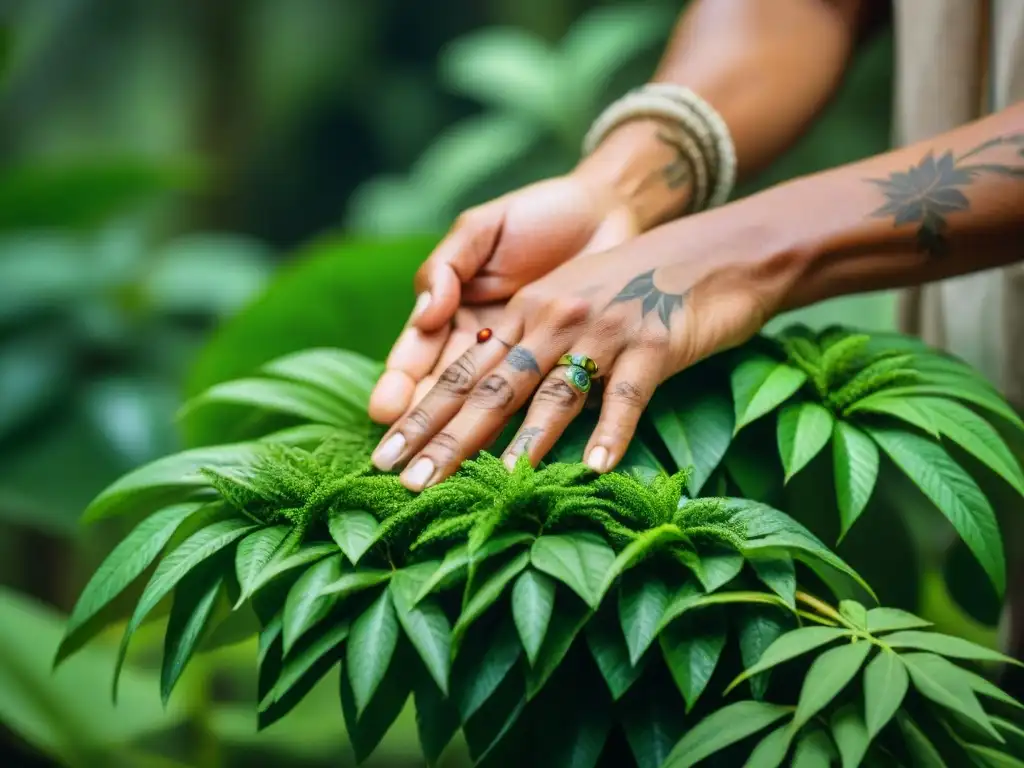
[0, 0, 916, 766]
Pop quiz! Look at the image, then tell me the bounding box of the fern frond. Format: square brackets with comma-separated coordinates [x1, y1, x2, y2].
[827, 355, 921, 410]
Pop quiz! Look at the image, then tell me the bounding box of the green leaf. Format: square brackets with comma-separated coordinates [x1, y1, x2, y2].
[866, 607, 932, 634]
[727, 626, 854, 694]
[391, 563, 452, 695]
[450, 613, 522, 721]
[414, 674, 459, 766]
[112, 517, 255, 699]
[326, 508, 381, 565]
[732, 356, 807, 431]
[839, 600, 868, 630]
[737, 604, 791, 700]
[945, 663, 1024, 710]
[777, 402, 834, 481]
[619, 573, 670, 665]
[660, 609, 727, 712]
[182, 377, 355, 427]
[863, 649, 908, 739]
[650, 383, 734, 493]
[689, 546, 745, 593]
[525, 593, 591, 699]
[848, 394, 939, 436]
[901, 652, 1003, 741]
[962, 744, 1024, 768]
[793, 641, 872, 729]
[897, 713, 948, 767]
[281, 554, 343, 653]
[791, 727, 838, 768]
[512, 569, 555, 666]
[749, 554, 797, 609]
[832, 422, 879, 539]
[161, 565, 225, 704]
[260, 618, 348, 712]
[585, 608, 645, 701]
[234, 525, 296, 604]
[831, 704, 869, 768]
[530, 532, 616, 608]
[346, 587, 400, 716]
[598, 524, 687, 596]
[746, 724, 794, 768]
[243, 542, 339, 600]
[881, 630, 1019, 665]
[261, 348, 379, 413]
[57, 502, 200, 664]
[662, 700, 792, 767]
[320, 569, 392, 597]
[659, 586, 794, 634]
[416, 532, 534, 602]
[619, 674, 687, 768]
[869, 382, 1024, 433]
[339, 638, 414, 764]
[917, 397, 1024, 497]
[453, 550, 530, 648]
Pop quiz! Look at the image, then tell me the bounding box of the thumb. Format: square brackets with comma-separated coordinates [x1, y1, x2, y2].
[412, 204, 505, 332]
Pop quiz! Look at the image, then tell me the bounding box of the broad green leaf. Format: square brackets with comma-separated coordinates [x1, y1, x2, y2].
[897, 713, 948, 767]
[182, 377, 355, 427]
[391, 563, 452, 695]
[416, 532, 534, 602]
[793, 641, 872, 729]
[320, 569, 392, 597]
[866, 607, 932, 634]
[737, 605, 791, 700]
[281, 554, 343, 653]
[662, 700, 792, 767]
[161, 566, 225, 704]
[346, 588, 400, 716]
[791, 727, 838, 768]
[660, 609, 727, 712]
[650, 384, 734, 493]
[777, 402, 834, 481]
[512, 569, 555, 666]
[112, 518, 255, 698]
[962, 744, 1024, 768]
[586, 608, 646, 701]
[261, 348, 379, 413]
[919, 397, 1024, 497]
[689, 546, 745, 594]
[82, 442, 269, 522]
[901, 652, 1002, 741]
[727, 626, 854, 694]
[619, 573, 670, 664]
[547, 700, 612, 768]
[57, 502, 200, 664]
[832, 422, 879, 539]
[732, 356, 807, 431]
[243, 542, 338, 599]
[749, 554, 797, 609]
[234, 525, 295, 603]
[881, 630, 1019, 665]
[746, 724, 794, 768]
[945, 664, 1024, 710]
[619, 676, 687, 768]
[525, 593, 591, 699]
[530, 532, 615, 608]
[659, 587, 794, 635]
[839, 600, 868, 630]
[260, 618, 349, 711]
[450, 613, 522, 721]
[598, 524, 687, 596]
[453, 551, 530, 648]
[831, 704, 869, 768]
[339, 638, 414, 763]
[863, 649, 908, 739]
[870, 383, 1024, 433]
[414, 674, 459, 766]
[848, 394, 939, 436]
[327, 508, 381, 565]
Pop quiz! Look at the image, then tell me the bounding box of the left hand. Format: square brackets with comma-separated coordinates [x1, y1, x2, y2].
[371, 199, 808, 490]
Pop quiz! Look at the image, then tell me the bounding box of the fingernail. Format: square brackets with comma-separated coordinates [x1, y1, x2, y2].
[503, 452, 517, 472]
[372, 433, 406, 471]
[404, 457, 435, 490]
[411, 291, 431, 323]
[586, 446, 609, 473]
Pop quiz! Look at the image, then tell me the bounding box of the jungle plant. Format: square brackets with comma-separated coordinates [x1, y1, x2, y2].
[57, 328, 1024, 766]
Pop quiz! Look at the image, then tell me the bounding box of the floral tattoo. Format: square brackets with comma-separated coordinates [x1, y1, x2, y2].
[610, 269, 688, 329]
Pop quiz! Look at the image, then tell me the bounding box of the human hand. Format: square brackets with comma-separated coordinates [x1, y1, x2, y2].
[370, 193, 811, 490]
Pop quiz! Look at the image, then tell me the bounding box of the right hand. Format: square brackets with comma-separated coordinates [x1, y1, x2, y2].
[368, 169, 644, 424]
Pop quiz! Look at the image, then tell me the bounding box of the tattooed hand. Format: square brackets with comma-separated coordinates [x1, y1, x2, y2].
[371, 198, 807, 490]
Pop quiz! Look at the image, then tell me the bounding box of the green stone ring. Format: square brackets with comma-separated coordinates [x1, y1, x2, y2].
[563, 364, 592, 394]
[557, 354, 599, 377]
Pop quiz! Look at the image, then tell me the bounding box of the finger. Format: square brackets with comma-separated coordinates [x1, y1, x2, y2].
[582, 348, 663, 473]
[412, 204, 506, 332]
[368, 325, 449, 424]
[400, 319, 595, 491]
[501, 345, 621, 471]
[370, 317, 524, 472]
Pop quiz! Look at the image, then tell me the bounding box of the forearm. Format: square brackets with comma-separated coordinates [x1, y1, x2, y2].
[777, 103, 1024, 310]
[577, 0, 877, 229]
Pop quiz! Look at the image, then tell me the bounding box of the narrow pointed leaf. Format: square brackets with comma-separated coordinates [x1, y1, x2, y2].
[260, 618, 348, 711]
[962, 744, 1024, 768]
[161, 568, 225, 704]
[746, 724, 794, 768]
[866, 607, 932, 634]
[243, 542, 338, 600]
[183, 377, 354, 426]
[832, 422, 879, 538]
[831, 704, 869, 768]
[660, 609, 726, 711]
[525, 593, 590, 699]
[863, 649, 908, 739]
[512, 568, 555, 666]
[340, 639, 414, 763]
[450, 613, 522, 721]
[414, 674, 460, 766]
[692, 546, 744, 593]
[346, 587, 399, 716]
[619, 573, 670, 664]
[235, 525, 295, 603]
[281, 554, 343, 653]
[530, 532, 615, 608]
[391, 563, 452, 695]
[777, 402, 834, 481]
[586, 608, 645, 700]
[737, 605, 791, 699]
[327, 509, 381, 565]
[848, 394, 939, 436]
[727, 626, 853, 694]
[881, 630, 1020, 665]
[662, 700, 792, 767]
[901, 652, 1003, 741]
[598, 524, 687, 596]
[415, 532, 533, 602]
[732, 356, 807, 431]
[897, 714, 948, 767]
[792, 728, 838, 768]
[650, 384, 734, 493]
[749, 554, 797, 609]
[453, 550, 529, 647]
[868, 382, 1024, 432]
[260, 347, 379, 412]
[793, 641, 872, 729]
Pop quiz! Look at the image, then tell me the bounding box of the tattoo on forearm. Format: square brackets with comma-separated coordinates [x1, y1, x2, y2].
[655, 128, 697, 191]
[505, 345, 541, 376]
[867, 133, 1024, 257]
[609, 269, 688, 329]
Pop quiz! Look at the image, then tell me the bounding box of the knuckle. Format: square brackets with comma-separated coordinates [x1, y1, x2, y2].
[404, 407, 431, 434]
[635, 326, 671, 352]
[606, 381, 647, 409]
[468, 373, 515, 411]
[534, 376, 582, 410]
[437, 353, 476, 395]
[427, 431, 461, 463]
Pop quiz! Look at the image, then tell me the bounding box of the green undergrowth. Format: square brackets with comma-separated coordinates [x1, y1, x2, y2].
[57, 332, 1024, 767]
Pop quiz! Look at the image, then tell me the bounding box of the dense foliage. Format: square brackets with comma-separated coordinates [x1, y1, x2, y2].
[59, 326, 1024, 766]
